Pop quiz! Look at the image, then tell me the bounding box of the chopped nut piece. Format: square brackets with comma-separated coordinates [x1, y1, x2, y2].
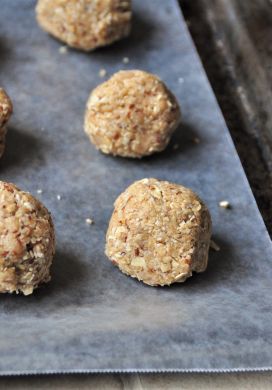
[85, 218, 94, 225]
[219, 200, 231, 209]
[160, 262, 171, 272]
[56, 195, 61, 200]
[105, 178, 212, 286]
[37, 189, 43, 194]
[131, 257, 145, 267]
[36, 0, 132, 51]
[85, 70, 181, 158]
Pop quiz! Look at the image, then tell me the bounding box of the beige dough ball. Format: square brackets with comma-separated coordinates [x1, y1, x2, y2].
[105, 178, 211, 286]
[36, 0, 131, 51]
[85, 70, 181, 158]
[0, 88, 13, 158]
[0, 181, 55, 295]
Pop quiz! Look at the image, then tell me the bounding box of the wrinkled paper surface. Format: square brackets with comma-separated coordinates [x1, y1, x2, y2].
[0, 0, 271, 374]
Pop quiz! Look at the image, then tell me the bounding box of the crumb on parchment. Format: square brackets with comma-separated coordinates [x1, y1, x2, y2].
[193, 137, 200, 144]
[99, 69, 107, 78]
[122, 57, 130, 64]
[219, 200, 231, 209]
[210, 240, 220, 251]
[59, 45, 68, 54]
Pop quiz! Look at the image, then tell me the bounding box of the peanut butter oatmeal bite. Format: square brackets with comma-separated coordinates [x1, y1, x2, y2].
[36, 0, 131, 51]
[0, 88, 13, 158]
[105, 178, 211, 286]
[84, 70, 181, 158]
[0, 181, 55, 295]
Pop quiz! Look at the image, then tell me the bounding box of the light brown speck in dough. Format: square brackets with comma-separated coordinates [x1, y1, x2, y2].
[0, 181, 55, 295]
[36, 0, 131, 51]
[105, 178, 212, 286]
[0, 88, 13, 158]
[84, 70, 181, 158]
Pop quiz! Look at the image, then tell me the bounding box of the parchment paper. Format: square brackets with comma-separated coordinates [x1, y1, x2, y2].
[0, 0, 271, 374]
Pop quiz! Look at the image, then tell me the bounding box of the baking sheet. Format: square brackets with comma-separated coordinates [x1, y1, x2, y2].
[0, 0, 272, 374]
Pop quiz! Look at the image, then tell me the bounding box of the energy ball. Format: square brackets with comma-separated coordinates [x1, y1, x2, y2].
[0, 88, 13, 158]
[105, 178, 211, 286]
[84, 70, 181, 158]
[36, 0, 131, 51]
[0, 181, 55, 295]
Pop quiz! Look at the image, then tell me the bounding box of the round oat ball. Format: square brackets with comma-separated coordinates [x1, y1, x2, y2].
[105, 178, 211, 286]
[36, 0, 131, 51]
[0, 181, 55, 295]
[84, 70, 181, 158]
[0, 88, 13, 158]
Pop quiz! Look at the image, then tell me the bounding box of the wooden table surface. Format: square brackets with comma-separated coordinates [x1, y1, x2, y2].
[0, 372, 272, 389]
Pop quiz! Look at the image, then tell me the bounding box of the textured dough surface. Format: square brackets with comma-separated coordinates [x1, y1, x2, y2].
[36, 0, 131, 51]
[106, 178, 211, 286]
[0, 88, 13, 158]
[0, 181, 55, 295]
[85, 70, 181, 158]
